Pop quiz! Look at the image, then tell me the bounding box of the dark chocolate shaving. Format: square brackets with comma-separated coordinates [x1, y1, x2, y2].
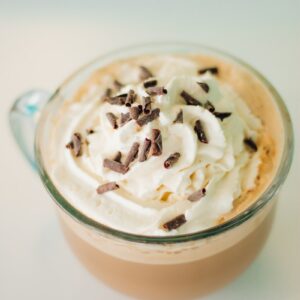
[173, 110, 183, 124]
[213, 112, 232, 121]
[113, 80, 123, 90]
[125, 89, 136, 107]
[143, 96, 152, 114]
[188, 188, 206, 202]
[164, 152, 181, 169]
[150, 129, 162, 156]
[97, 182, 119, 194]
[194, 120, 208, 143]
[129, 106, 141, 120]
[113, 151, 122, 163]
[86, 128, 95, 134]
[103, 159, 128, 174]
[244, 138, 258, 152]
[66, 133, 83, 157]
[163, 214, 186, 231]
[198, 67, 219, 75]
[146, 86, 167, 96]
[143, 79, 157, 88]
[204, 100, 215, 113]
[136, 108, 160, 127]
[120, 112, 132, 126]
[139, 66, 153, 81]
[124, 142, 140, 167]
[105, 93, 127, 105]
[138, 138, 152, 162]
[138, 104, 143, 114]
[106, 112, 118, 129]
[180, 90, 202, 106]
[197, 82, 210, 93]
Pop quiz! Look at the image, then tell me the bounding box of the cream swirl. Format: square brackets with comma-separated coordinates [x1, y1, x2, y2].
[49, 56, 262, 235]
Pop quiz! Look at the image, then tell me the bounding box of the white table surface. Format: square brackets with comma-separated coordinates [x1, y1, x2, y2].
[0, 1, 299, 299]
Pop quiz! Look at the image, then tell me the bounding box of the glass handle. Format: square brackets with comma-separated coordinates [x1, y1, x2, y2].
[9, 90, 50, 170]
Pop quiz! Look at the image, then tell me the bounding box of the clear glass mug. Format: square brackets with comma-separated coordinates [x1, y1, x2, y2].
[9, 43, 293, 300]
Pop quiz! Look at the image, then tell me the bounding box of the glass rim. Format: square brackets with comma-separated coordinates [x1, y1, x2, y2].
[34, 42, 294, 244]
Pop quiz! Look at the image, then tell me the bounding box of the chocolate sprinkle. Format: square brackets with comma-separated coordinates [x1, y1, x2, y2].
[204, 100, 215, 113]
[125, 89, 136, 107]
[138, 104, 143, 114]
[86, 128, 95, 134]
[244, 138, 258, 152]
[97, 182, 119, 194]
[143, 96, 152, 114]
[180, 90, 202, 106]
[197, 82, 210, 93]
[198, 67, 219, 75]
[188, 188, 206, 202]
[129, 106, 141, 120]
[139, 66, 153, 81]
[146, 86, 167, 96]
[163, 214, 186, 231]
[164, 152, 181, 169]
[173, 110, 183, 124]
[66, 133, 83, 157]
[138, 138, 152, 162]
[124, 142, 140, 167]
[143, 79, 157, 88]
[120, 112, 132, 126]
[106, 112, 118, 129]
[113, 151, 122, 163]
[136, 108, 160, 127]
[150, 129, 162, 156]
[103, 159, 128, 174]
[194, 120, 208, 143]
[105, 93, 127, 105]
[213, 112, 232, 121]
[113, 80, 123, 90]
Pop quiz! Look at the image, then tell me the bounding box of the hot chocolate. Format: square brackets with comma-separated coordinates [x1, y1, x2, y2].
[33, 45, 290, 299]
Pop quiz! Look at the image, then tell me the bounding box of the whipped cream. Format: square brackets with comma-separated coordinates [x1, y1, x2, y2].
[48, 55, 262, 235]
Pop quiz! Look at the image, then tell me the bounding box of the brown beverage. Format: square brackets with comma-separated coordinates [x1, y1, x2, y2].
[60, 200, 276, 299]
